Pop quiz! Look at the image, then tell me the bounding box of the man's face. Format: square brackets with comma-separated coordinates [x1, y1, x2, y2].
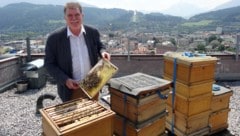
[64, 7, 83, 33]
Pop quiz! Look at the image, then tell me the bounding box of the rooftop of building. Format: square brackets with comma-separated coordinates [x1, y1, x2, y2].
[0, 78, 239, 136]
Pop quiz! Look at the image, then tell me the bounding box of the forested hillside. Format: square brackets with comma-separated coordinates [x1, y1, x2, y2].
[1, 2, 240, 39]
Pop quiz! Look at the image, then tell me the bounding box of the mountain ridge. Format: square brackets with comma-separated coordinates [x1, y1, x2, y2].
[2, 0, 240, 17]
[0, 2, 240, 39]
[213, 0, 240, 11]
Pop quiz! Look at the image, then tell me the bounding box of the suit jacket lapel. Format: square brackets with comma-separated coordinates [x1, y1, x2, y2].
[62, 28, 73, 76]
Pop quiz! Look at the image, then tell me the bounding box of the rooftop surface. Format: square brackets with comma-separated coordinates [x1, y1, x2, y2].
[0, 80, 239, 136]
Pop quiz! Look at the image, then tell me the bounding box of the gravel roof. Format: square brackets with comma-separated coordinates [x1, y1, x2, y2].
[0, 81, 239, 136]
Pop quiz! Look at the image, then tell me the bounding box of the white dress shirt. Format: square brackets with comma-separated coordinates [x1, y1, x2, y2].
[67, 25, 91, 82]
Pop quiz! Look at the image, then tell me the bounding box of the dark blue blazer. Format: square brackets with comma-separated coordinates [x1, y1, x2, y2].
[44, 25, 106, 101]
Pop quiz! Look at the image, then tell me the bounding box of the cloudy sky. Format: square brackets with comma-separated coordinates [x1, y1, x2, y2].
[78, 0, 230, 12]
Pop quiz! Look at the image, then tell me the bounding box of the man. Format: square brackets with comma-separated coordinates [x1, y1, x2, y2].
[44, 2, 110, 102]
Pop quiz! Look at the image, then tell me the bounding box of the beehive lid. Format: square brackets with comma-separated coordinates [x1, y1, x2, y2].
[109, 72, 172, 96]
[163, 52, 218, 66]
[212, 84, 233, 96]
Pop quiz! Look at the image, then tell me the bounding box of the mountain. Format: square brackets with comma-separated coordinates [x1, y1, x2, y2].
[0, 3, 63, 34]
[0, 0, 95, 7]
[185, 6, 240, 32]
[0, 3, 128, 34]
[1, 1, 239, 18]
[0, 2, 185, 38]
[1, 2, 240, 39]
[213, 0, 240, 10]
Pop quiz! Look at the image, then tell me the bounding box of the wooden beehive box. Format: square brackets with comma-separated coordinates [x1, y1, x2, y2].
[164, 76, 214, 98]
[209, 108, 230, 133]
[167, 92, 212, 116]
[166, 105, 210, 135]
[113, 113, 166, 136]
[163, 52, 217, 85]
[40, 98, 115, 136]
[211, 84, 233, 112]
[110, 87, 169, 124]
[109, 72, 172, 124]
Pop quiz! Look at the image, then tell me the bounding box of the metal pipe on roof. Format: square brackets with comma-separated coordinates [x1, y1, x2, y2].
[236, 35, 240, 61]
[26, 37, 31, 62]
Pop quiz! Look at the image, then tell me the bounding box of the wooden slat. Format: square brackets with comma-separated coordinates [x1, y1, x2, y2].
[55, 107, 105, 125]
[59, 111, 112, 132]
[51, 103, 100, 121]
[46, 100, 94, 114]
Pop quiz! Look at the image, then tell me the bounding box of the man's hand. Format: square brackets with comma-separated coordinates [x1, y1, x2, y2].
[102, 52, 111, 61]
[65, 79, 80, 90]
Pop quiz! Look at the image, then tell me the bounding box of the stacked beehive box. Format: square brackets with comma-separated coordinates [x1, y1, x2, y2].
[163, 52, 218, 136]
[109, 72, 172, 136]
[209, 84, 233, 134]
[40, 98, 115, 136]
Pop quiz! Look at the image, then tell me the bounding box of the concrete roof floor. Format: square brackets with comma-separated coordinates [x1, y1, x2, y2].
[0, 80, 239, 136]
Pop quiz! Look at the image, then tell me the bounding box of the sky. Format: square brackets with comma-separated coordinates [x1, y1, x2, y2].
[78, 0, 231, 12]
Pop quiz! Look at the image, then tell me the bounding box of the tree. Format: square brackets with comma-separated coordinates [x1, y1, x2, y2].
[108, 33, 114, 38]
[170, 38, 176, 46]
[218, 44, 225, 51]
[196, 43, 206, 53]
[210, 40, 220, 49]
[208, 35, 217, 43]
[152, 37, 158, 47]
[218, 37, 223, 43]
